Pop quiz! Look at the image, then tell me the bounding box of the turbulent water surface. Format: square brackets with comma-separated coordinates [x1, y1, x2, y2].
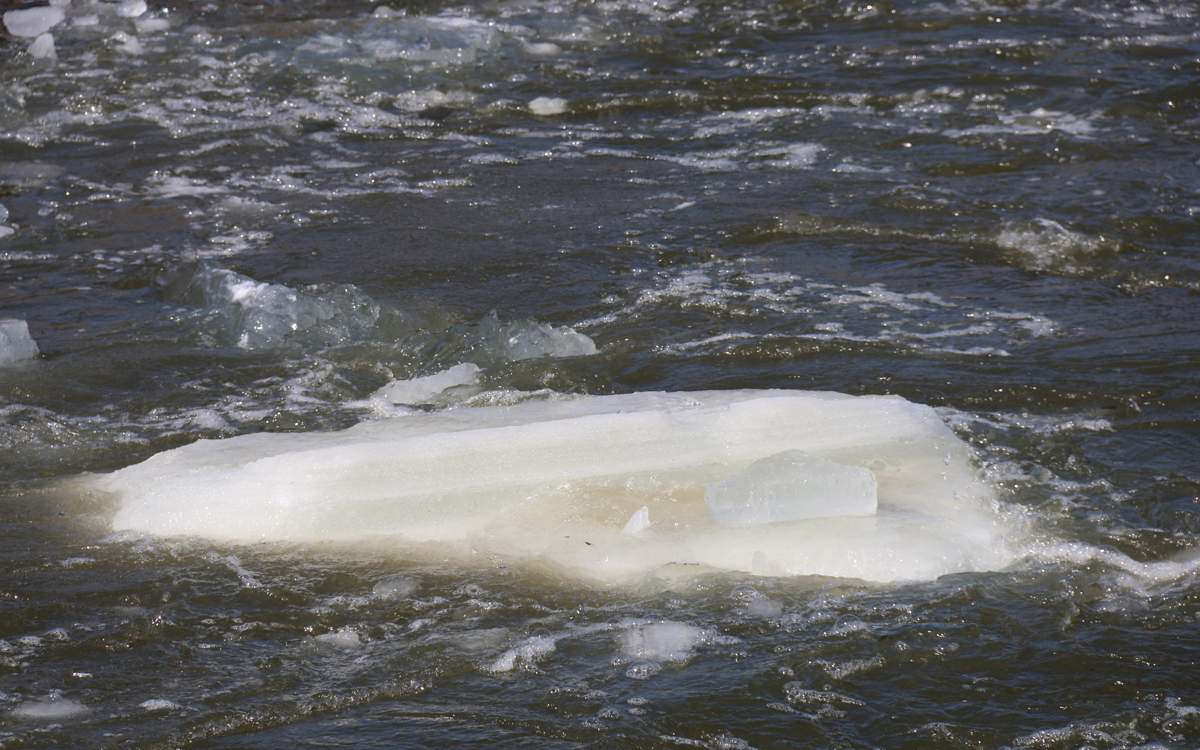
[2, 0, 1200, 747]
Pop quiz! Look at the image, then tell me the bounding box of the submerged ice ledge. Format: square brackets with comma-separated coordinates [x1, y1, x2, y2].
[91, 390, 1017, 582]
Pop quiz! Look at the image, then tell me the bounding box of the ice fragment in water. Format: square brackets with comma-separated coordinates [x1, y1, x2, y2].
[529, 97, 567, 116]
[0, 319, 39, 366]
[620, 622, 709, 663]
[28, 33, 56, 60]
[2, 6, 64, 38]
[622, 506, 650, 535]
[117, 0, 148, 18]
[92, 390, 1016, 582]
[704, 451, 877, 527]
[370, 363, 481, 406]
[372, 574, 418, 600]
[480, 311, 596, 360]
[10, 694, 87, 721]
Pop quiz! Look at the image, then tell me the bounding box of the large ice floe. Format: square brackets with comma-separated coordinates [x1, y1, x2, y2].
[92, 390, 1018, 582]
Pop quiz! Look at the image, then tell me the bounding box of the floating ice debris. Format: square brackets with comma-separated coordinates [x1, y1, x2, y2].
[93, 390, 1014, 582]
[372, 574, 418, 600]
[175, 266, 380, 349]
[622, 506, 650, 536]
[995, 218, 1108, 274]
[525, 42, 562, 56]
[621, 622, 711, 663]
[313, 626, 363, 649]
[116, 0, 148, 19]
[486, 634, 558, 672]
[370, 363, 481, 406]
[529, 97, 568, 116]
[28, 33, 56, 60]
[0, 319, 39, 366]
[10, 694, 87, 721]
[704, 451, 877, 527]
[2, 6, 65, 38]
[0, 227, 12, 240]
[480, 311, 596, 360]
[139, 698, 181, 712]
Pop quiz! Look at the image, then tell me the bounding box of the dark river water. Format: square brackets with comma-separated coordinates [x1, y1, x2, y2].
[2, 0, 1200, 747]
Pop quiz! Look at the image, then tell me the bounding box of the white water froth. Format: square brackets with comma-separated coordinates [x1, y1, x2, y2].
[94, 390, 1017, 582]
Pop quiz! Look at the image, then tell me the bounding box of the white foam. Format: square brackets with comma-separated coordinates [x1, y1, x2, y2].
[93, 390, 1016, 582]
[0, 319, 39, 366]
[3, 7, 64, 38]
[529, 97, 568, 116]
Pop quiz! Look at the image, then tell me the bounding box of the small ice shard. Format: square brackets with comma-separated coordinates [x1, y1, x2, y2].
[528, 97, 567, 116]
[2, 6, 65, 38]
[28, 32, 56, 60]
[116, 0, 148, 18]
[622, 506, 650, 536]
[0, 226, 12, 239]
[136, 17, 170, 33]
[10, 695, 87, 721]
[313, 626, 362, 649]
[371, 363, 481, 406]
[620, 622, 709, 663]
[371, 574, 418, 600]
[72, 14, 100, 27]
[111, 31, 143, 55]
[704, 451, 877, 527]
[524, 41, 561, 56]
[0, 204, 7, 224]
[480, 311, 596, 360]
[139, 698, 181, 712]
[0, 319, 39, 366]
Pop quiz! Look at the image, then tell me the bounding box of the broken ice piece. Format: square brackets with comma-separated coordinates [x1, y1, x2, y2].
[704, 451, 876, 527]
[0, 319, 39, 366]
[2, 6, 64, 38]
[622, 506, 650, 536]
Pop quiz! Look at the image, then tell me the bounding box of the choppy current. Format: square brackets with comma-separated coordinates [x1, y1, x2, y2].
[2, 0, 1199, 747]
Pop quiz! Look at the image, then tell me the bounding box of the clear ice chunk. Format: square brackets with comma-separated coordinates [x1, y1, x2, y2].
[704, 451, 877, 527]
[0, 319, 39, 366]
[2, 6, 64, 38]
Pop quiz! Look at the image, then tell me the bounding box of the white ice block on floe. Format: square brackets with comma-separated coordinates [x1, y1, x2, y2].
[93, 390, 1017, 582]
[0, 319, 39, 366]
[705, 451, 876, 527]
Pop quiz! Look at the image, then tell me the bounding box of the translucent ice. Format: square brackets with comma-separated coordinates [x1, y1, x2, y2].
[0, 319, 39, 366]
[3, 6, 64, 38]
[479, 311, 596, 360]
[704, 451, 877, 527]
[10, 695, 87, 721]
[174, 266, 379, 349]
[620, 622, 710, 663]
[370, 363, 481, 406]
[622, 506, 650, 535]
[116, 0, 148, 19]
[529, 97, 568, 116]
[92, 390, 1017, 582]
[28, 33, 56, 60]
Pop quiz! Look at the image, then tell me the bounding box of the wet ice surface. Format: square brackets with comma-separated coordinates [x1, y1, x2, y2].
[2, 0, 1200, 747]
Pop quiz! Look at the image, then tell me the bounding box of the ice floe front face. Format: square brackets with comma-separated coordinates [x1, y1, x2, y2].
[92, 389, 1017, 583]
